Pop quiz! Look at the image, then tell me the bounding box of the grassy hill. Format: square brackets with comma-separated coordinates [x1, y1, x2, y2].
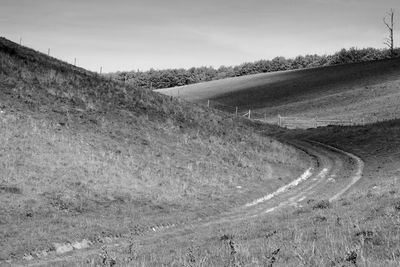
[3, 36, 400, 266]
[157, 58, 400, 124]
[56, 119, 400, 266]
[0, 37, 308, 261]
[151, 55, 400, 266]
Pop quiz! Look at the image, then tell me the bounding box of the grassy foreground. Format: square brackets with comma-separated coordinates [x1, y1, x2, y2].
[88, 122, 400, 266]
[140, 61, 400, 265]
[2, 36, 400, 266]
[0, 37, 308, 261]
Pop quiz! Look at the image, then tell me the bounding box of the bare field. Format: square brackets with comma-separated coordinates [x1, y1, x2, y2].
[157, 58, 400, 123]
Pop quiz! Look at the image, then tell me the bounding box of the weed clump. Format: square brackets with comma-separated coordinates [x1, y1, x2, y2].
[394, 201, 400, 211]
[265, 248, 280, 267]
[0, 186, 22, 194]
[355, 230, 374, 239]
[219, 234, 234, 241]
[312, 200, 331, 209]
[313, 215, 327, 223]
[345, 250, 358, 265]
[99, 246, 116, 267]
[185, 247, 196, 266]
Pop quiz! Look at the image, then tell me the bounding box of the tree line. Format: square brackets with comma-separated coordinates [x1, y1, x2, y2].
[109, 47, 399, 90]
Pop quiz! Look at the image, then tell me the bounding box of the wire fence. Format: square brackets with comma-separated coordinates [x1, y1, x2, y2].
[176, 94, 259, 118]
[277, 115, 364, 129]
[170, 93, 369, 129]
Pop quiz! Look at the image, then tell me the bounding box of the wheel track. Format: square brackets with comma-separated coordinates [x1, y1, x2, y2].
[11, 139, 363, 267]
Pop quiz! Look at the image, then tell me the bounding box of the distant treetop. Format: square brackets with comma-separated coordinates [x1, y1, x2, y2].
[110, 47, 400, 90]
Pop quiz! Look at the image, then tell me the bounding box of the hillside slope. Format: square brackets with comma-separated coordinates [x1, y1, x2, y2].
[3, 37, 400, 266]
[0, 37, 308, 261]
[153, 61, 400, 266]
[157, 58, 400, 123]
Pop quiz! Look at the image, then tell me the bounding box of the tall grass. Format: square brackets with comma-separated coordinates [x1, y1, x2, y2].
[0, 37, 308, 261]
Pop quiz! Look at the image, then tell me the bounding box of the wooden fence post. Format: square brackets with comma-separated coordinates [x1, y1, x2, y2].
[207, 100, 210, 108]
[248, 109, 251, 119]
[235, 107, 238, 117]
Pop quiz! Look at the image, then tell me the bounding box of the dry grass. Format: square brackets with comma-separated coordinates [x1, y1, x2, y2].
[109, 58, 400, 266]
[4, 36, 400, 266]
[89, 182, 400, 266]
[73, 105, 400, 266]
[0, 104, 306, 261]
[0, 37, 308, 261]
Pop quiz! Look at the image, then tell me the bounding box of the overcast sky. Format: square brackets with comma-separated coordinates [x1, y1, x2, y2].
[1, 0, 399, 72]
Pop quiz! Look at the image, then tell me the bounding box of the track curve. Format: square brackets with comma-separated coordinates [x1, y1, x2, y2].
[18, 139, 363, 266]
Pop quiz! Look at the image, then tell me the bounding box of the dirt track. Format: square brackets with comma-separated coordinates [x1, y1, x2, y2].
[11, 139, 363, 267]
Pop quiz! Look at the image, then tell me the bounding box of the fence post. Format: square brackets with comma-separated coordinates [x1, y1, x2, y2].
[248, 109, 251, 119]
[207, 99, 210, 108]
[235, 107, 238, 117]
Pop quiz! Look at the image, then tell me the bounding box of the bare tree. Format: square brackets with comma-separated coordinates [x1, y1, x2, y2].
[383, 9, 395, 56]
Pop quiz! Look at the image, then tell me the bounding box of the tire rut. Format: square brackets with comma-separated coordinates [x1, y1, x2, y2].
[14, 139, 363, 267]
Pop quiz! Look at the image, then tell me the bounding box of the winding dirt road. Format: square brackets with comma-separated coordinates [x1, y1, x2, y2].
[16, 139, 363, 266]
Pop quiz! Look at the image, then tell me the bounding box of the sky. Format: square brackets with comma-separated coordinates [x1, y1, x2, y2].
[1, 0, 399, 72]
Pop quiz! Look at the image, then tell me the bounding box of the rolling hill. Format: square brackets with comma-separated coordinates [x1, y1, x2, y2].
[2, 35, 400, 266]
[157, 58, 400, 124]
[0, 37, 306, 261]
[150, 56, 400, 266]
